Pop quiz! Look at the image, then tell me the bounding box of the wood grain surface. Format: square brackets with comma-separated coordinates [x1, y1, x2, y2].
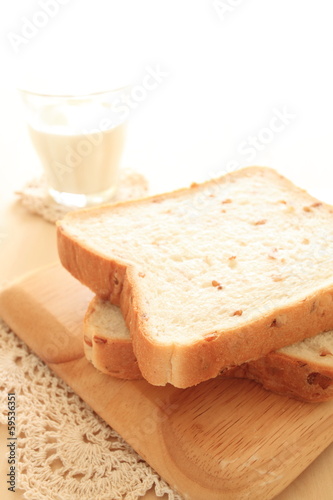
[1, 263, 333, 500]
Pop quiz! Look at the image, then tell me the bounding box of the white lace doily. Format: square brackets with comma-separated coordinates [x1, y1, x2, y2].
[5, 171, 182, 499]
[0, 320, 182, 500]
[16, 168, 149, 223]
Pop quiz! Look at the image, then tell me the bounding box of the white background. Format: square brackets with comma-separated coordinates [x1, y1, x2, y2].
[0, 0, 333, 198]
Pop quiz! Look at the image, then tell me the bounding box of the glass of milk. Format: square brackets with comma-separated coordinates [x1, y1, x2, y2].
[19, 87, 128, 207]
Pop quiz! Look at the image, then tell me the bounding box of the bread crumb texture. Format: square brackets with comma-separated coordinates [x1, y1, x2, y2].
[61, 167, 333, 345]
[279, 329, 333, 368]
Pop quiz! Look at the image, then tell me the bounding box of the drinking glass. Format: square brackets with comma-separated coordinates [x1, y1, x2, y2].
[19, 87, 129, 207]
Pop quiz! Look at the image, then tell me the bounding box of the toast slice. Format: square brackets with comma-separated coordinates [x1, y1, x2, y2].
[84, 297, 333, 402]
[57, 166, 333, 387]
[84, 296, 142, 380]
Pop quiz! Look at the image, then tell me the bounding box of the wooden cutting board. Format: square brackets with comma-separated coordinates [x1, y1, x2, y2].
[1, 263, 333, 500]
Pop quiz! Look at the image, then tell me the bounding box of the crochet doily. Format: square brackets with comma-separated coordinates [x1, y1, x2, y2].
[16, 168, 149, 223]
[0, 320, 182, 500]
[4, 170, 182, 499]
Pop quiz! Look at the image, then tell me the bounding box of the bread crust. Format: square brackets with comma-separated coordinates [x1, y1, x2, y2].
[84, 298, 333, 402]
[83, 337, 142, 380]
[57, 167, 333, 388]
[223, 352, 333, 403]
[83, 297, 142, 379]
[162, 292, 333, 387]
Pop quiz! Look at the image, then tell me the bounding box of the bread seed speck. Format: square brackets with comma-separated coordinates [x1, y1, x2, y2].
[307, 372, 332, 389]
[93, 336, 107, 344]
[320, 350, 333, 357]
[232, 310, 243, 316]
[254, 219, 267, 225]
[84, 335, 93, 346]
[272, 274, 284, 282]
[268, 248, 278, 259]
[228, 256, 237, 269]
[204, 333, 218, 341]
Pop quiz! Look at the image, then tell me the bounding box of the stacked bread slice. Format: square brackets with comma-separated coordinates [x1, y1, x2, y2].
[83, 296, 333, 402]
[57, 167, 333, 400]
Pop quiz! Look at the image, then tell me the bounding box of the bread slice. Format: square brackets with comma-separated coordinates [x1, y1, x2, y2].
[57, 166, 333, 387]
[84, 296, 141, 380]
[84, 297, 333, 402]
